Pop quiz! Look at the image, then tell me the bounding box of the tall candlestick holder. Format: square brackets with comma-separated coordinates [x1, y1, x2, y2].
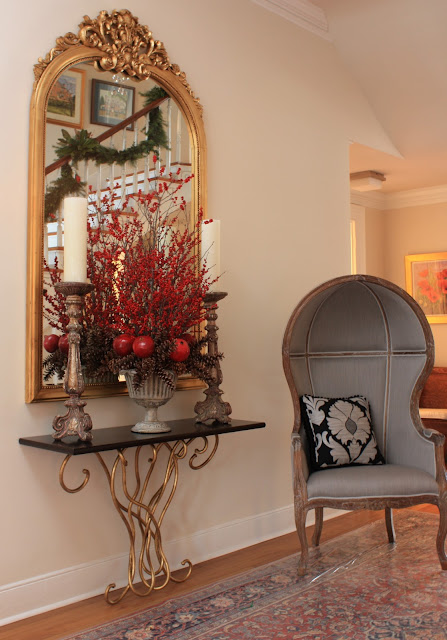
[195, 291, 232, 424]
[52, 282, 94, 441]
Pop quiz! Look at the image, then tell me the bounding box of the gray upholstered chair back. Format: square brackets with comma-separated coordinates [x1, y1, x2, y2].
[284, 276, 436, 477]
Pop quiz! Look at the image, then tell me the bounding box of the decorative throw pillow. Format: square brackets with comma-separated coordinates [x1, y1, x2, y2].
[300, 395, 385, 471]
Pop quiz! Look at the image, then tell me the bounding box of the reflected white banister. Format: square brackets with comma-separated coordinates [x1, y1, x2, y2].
[109, 134, 115, 191]
[133, 123, 139, 195]
[166, 98, 172, 174]
[44, 224, 49, 264]
[176, 108, 182, 165]
[121, 128, 127, 200]
[144, 112, 150, 193]
[96, 165, 102, 209]
[57, 208, 63, 248]
[44, 93, 194, 263]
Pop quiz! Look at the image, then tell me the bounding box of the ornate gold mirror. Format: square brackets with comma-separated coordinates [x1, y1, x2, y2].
[26, 10, 207, 402]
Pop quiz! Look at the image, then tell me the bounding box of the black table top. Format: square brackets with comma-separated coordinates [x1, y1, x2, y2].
[19, 418, 266, 456]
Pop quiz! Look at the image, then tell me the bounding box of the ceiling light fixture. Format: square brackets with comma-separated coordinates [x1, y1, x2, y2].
[350, 170, 386, 192]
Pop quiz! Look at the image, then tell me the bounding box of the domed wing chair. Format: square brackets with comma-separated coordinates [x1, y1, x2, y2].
[282, 274, 447, 574]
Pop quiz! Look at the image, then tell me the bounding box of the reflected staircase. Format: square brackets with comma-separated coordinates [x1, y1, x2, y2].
[44, 95, 192, 271]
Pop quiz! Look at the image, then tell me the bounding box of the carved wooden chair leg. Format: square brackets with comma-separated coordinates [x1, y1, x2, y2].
[385, 507, 396, 543]
[437, 498, 447, 570]
[312, 507, 323, 546]
[295, 506, 309, 575]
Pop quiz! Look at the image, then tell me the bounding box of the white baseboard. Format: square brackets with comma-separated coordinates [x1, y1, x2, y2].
[0, 504, 344, 626]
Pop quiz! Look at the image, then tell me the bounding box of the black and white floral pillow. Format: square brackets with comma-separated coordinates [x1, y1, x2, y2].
[300, 395, 385, 471]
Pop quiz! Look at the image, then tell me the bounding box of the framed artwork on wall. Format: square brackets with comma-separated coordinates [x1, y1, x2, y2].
[46, 68, 85, 129]
[91, 79, 135, 129]
[405, 251, 447, 323]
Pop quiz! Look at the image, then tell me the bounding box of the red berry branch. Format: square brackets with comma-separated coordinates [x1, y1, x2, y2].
[42, 165, 221, 386]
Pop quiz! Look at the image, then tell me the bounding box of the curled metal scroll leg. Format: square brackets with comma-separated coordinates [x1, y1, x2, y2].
[95, 444, 202, 604]
[189, 436, 219, 470]
[59, 455, 90, 493]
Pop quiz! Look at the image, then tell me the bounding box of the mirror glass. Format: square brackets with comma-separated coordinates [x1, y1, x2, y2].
[26, 11, 206, 402]
[43, 63, 191, 388]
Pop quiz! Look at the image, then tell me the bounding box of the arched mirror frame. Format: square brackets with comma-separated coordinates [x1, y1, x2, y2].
[26, 10, 207, 402]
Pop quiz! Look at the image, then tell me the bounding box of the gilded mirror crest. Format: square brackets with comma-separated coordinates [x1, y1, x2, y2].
[26, 9, 207, 402]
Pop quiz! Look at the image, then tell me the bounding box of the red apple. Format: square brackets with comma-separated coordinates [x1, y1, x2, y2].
[179, 332, 196, 346]
[59, 334, 69, 354]
[113, 334, 135, 357]
[133, 335, 155, 358]
[170, 338, 190, 362]
[43, 334, 60, 353]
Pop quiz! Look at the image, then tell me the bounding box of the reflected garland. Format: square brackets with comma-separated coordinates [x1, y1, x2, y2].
[44, 87, 169, 221]
[45, 165, 86, 221]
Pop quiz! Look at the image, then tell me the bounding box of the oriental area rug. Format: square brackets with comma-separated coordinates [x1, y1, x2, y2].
[64, 511, 447, 640]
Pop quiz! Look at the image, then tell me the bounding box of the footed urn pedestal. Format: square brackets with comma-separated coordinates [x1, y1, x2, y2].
[122, 370, 177, 433]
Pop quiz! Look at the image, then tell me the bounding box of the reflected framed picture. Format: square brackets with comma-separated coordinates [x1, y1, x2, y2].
[91, 79, 135, 129]
[405, 251, 447, 323]
[47, 69, 85, 129]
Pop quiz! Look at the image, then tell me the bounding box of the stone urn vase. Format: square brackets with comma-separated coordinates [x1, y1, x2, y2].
[121, 370, 177, 433]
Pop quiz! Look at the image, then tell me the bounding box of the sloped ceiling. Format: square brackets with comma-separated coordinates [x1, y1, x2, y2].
[256, 0, 447, 193]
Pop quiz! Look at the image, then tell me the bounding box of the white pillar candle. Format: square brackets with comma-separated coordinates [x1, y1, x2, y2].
[201, 219, 221, 290]
[63, 196, 88, 282]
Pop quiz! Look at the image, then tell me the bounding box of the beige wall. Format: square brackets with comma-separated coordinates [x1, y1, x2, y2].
[382, 203, 447, 287]
[365, 202, 447, 365]
[383, 203, 447, 365]
[1, 0, 395, 620]
[365, 206, 387, 278]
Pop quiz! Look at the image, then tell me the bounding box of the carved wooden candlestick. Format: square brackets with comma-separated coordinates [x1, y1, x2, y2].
[52, 282, 94, 441]
[195, 291, 232, 424]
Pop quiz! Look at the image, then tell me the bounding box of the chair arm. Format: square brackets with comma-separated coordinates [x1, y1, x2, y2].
[291, 432, 303, 469]
[291, 431, 302, 449]
[291, 431, 310, 489]
[420, 427, 447, 489]
[421, 427, 446, 447]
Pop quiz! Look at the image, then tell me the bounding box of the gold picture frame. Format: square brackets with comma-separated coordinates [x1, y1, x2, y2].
[405, 251, 447, 324]
[46, 68, 85, 129]
[26, 9, 207, 402]
[90, 78, 135, 129]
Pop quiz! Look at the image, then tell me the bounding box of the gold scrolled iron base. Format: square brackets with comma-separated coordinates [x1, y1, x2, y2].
[58, 436, 219, 603]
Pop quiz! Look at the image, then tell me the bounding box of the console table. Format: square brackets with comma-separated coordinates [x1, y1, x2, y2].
[19, 418, 265, 603]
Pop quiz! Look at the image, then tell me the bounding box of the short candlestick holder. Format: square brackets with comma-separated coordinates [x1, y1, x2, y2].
[195, 291, 232, 424]
[52, 281, 94, 441]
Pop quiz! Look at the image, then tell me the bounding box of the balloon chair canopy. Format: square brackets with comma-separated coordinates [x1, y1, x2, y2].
[283, 274, 435, 473]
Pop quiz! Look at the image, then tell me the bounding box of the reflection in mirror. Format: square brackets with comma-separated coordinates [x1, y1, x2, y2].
[26, 10, 207, 402]
[43, 64, 192, 388]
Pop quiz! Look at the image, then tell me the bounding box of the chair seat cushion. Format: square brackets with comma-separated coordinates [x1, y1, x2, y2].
[307, 464, 439, 500]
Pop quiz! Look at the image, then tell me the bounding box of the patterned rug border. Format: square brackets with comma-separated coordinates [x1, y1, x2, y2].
[62, 510, 443, 640]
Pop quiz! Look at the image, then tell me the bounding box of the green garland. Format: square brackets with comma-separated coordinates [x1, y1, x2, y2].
[45, 165, 86, 221]
[45, 87, 170, 220]
[140, 86, 169, 152]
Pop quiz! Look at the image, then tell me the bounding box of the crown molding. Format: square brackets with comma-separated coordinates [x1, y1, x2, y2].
[251, 0, 331, 41]
[351, 184, 447, 210]
[385, 184, 447, 209]
[350, 190, 387, 210]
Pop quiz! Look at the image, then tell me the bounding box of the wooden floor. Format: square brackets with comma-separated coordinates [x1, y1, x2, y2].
[0, 505, 438, 640]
